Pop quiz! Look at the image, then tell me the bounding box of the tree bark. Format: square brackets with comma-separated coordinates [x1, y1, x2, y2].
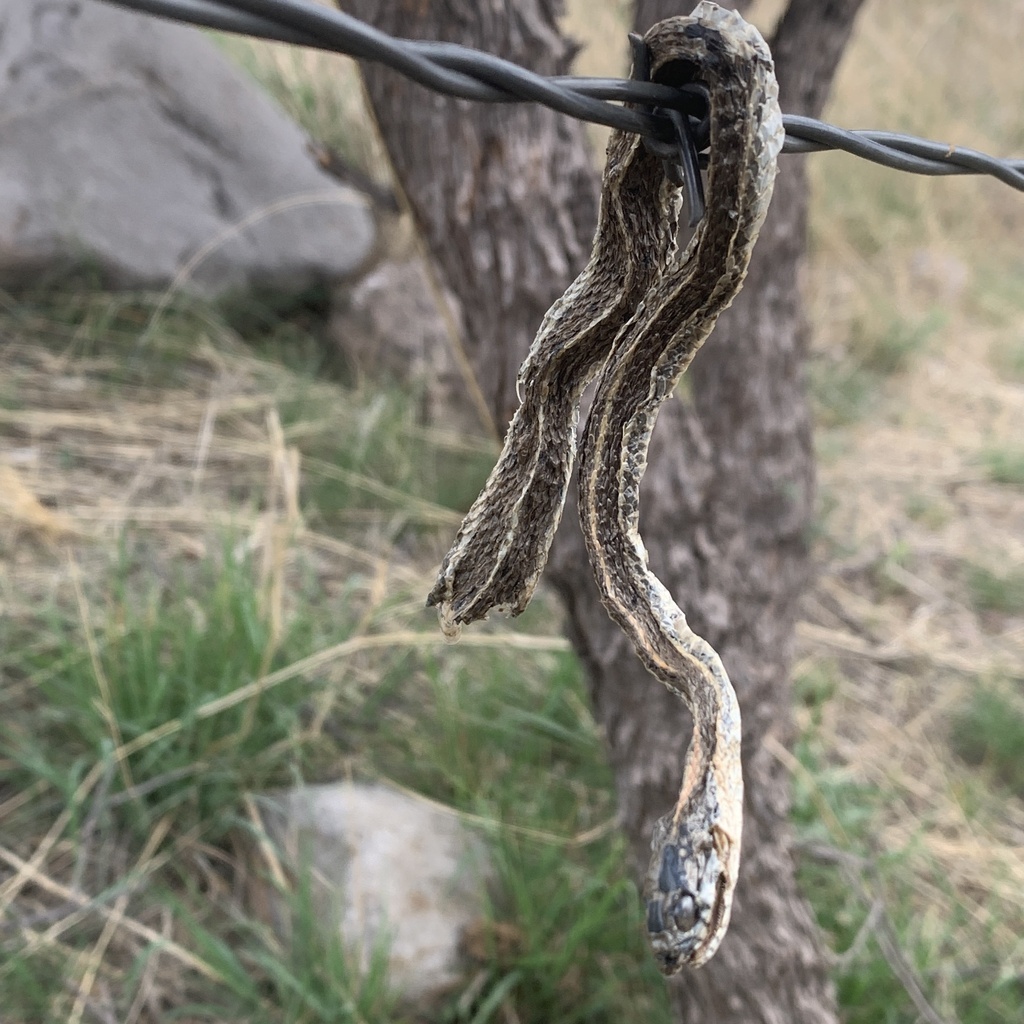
[341, 0, 599, 434]
[339, 1, 865, 1020]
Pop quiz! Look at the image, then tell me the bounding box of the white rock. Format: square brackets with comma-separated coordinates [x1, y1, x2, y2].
[250, 783, 491, 1003]
[0, 1, 375, 294]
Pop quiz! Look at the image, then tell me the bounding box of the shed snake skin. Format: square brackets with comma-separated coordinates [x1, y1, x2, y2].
[428, 3, 783, 971]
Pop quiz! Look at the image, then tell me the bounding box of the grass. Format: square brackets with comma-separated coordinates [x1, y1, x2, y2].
[0, 288, 209, 390]
[1, 575, 667, 1020]
[4, 278, 1021, 1024]
[949, 683, 1024, 799]
[3, 0, 1024, 1019]
[791, 671, 1022, 1024]
[0, 564, 666, 1021]
[276, 384, 495, 533]
[903, 490, 951, 529]
[966, 564, 1024, 615]
[163, 879, 401, 1022]
[0, 293, 667, 1023]
[990, 338, 1024, 382]
[981, 446, 1024, 488]
[2, 538, 330, 847]
[810, 310, 943, 426]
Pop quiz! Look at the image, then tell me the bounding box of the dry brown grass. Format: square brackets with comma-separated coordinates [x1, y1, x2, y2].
[0, 311, 543, 1020]
[800, 0, 1024, 994]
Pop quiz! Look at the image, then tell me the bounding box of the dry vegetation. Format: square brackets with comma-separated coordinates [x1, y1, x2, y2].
[1, 0, 1022, 1020]
[799, 4, 1024, 1014]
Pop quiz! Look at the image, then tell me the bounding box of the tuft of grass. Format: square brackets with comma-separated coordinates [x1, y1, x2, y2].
[1, 950, 64, 1023]
[990, 338, 1024, 382]
[850, 310, 944, 377]
[0, 284, 495, 538]
[0, 288, 217, 391]
[974, 263, 1024, 329]
[949, 683, 1024, 798]
[281, 384, 495, 531]
[980, 446, 1024, 488]
[903, 490, 951, 529]
[0, 538, 338, 847]
[810, 359, 876, 427]
[790, 736, 911, 1024]
[794, 661, 840, 728]
[217, 281, 347, 378]
[1, 591, 669, 1022]
[167, 877, 400, 1023]
[965, 563, 1024, 615]
[811, 311, 943, 426]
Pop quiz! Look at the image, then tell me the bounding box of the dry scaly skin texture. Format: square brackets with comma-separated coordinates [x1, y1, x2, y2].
[429, 2, 782, 971]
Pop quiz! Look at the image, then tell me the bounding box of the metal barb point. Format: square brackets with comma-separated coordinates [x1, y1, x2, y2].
[629, 32, 707, 226]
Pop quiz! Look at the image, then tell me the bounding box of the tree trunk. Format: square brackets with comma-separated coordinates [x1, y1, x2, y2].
[339, 1, 864, 1020]
[341, 0, 600, 435]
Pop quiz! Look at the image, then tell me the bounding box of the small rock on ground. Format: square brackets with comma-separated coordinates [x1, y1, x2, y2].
[246, 782, 492, 1004]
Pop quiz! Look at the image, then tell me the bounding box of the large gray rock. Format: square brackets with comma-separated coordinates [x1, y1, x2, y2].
[0, 1, 375, 294]
[247, 782, 492, 1004]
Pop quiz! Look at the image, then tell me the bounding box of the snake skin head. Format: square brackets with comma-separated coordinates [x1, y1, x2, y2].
[642, 812, 731, 973]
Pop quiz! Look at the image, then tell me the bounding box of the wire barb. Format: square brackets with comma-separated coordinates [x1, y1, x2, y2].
[97, 0, 1024, 197]
[628, 32, 708, 226]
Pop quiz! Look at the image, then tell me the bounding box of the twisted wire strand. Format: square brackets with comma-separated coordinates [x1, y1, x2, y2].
[98, 0, 1024, 194]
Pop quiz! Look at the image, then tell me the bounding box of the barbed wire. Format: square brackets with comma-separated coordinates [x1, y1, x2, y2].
[99, 0, 1024, 196]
